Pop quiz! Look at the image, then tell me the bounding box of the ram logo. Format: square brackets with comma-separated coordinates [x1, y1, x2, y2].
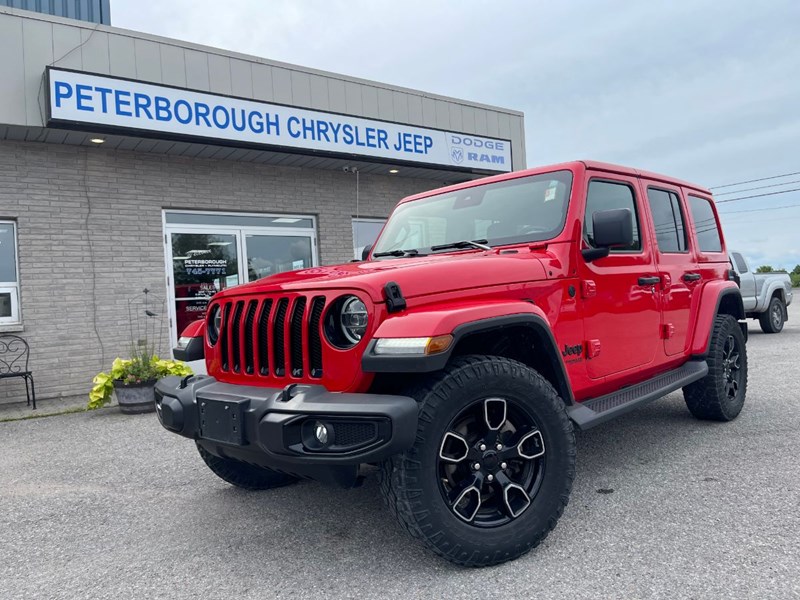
[450, 147, 464, 164]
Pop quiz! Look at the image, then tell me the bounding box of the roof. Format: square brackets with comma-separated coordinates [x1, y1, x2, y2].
[399, 160, 712, 204]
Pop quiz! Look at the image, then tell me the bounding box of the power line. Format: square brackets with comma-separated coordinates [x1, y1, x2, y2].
[709, 171, 800, 190]
[715, 179, 800, 196]
[715, 187, 800, 204]
[719, 203, 800, 215]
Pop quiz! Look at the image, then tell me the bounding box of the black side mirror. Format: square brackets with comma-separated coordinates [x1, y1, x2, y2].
[582, 208, 633, 261]
[361, 244, 373, 261]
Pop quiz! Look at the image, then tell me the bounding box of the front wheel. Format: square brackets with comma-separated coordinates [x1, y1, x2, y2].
[379, 356, 576, 567]
[759, 296, 785, 333]
[683, 315, 748, 421]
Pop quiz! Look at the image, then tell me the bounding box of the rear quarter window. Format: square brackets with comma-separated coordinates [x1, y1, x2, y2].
[688, 195, 723, 253]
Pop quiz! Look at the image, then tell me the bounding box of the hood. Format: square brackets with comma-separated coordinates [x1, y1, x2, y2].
[215, 249, 549, 303]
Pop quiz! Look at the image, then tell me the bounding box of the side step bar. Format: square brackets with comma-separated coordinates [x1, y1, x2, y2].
[567, 360, 708, 430]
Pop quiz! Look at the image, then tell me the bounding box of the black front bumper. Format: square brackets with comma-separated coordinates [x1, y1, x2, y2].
[155, 376, 418, 486]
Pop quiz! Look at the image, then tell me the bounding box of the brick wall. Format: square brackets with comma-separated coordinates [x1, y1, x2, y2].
[0, 139, 440, 404]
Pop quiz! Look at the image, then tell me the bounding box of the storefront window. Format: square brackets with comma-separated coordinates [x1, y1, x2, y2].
[0, 221, 20, 324]
[352, 218, 386, 259]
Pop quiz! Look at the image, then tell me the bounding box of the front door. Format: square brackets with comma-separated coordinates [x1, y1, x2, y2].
[578, 175, 662, 379]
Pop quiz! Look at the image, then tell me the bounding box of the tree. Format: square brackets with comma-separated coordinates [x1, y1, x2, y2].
[792, 273, 800, 288]
[793, 265, 800, 276]
[756, 265, 775, 273]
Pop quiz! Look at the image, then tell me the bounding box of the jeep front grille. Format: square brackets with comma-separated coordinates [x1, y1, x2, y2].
[214, 294, 327, 381]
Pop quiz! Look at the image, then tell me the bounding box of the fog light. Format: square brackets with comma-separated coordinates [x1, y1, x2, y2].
[314, 422, 329, 445]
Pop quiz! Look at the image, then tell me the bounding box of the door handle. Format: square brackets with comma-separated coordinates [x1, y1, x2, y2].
[638, 276, 660, 286]
[683, 273, 701, 282]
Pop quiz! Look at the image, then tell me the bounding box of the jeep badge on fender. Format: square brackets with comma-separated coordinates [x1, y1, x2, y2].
[156, 160, 748, 568]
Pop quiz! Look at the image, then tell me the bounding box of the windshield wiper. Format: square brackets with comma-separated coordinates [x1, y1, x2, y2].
[372, 248, 421, 258]
[430, 239, 491, 252]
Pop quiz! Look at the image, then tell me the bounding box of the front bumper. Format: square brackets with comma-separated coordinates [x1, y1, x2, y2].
[155, 376, 418, 486]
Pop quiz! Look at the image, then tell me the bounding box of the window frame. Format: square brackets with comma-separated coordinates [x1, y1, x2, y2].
[0, 220, 21, 326]
[687, 194, 724, 255]
[646, 185, 690, 254]
[351, 217, 386, 260]
[583, 178, 644, 254]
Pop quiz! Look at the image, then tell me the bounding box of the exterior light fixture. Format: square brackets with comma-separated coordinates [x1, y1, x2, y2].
[89, 138, 105, 144]
[389, 169, 399, 174]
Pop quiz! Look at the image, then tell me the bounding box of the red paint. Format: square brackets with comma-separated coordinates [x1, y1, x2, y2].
[180, 319, 205, 338]
[194, 161, 734, 405]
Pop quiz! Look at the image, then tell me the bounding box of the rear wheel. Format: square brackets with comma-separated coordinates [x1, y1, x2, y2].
[379, 355, 575, 567]
[196, 443, 298, 490]
[683, 315, 747, 421]
[759, 296, 785, 333]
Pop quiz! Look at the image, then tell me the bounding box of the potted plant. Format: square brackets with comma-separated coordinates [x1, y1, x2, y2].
[88, 351, 192, 414]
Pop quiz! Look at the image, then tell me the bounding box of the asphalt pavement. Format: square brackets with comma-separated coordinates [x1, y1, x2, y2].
[2, 305, 799, 599]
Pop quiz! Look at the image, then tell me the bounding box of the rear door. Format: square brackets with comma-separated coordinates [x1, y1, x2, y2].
[642, 183, 698, 356]
[577, 174, 662, 379]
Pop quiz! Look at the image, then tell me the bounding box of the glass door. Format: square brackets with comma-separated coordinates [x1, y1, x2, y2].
[164, 211, 318, 347]
[168, 231, 240, 341]
[244, 234, 314, 281]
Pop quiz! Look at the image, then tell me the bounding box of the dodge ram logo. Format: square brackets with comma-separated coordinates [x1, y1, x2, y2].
[451, 147, 464, 164]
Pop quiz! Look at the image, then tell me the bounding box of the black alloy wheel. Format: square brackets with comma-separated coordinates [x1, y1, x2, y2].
[721, 333, 743, 402]
[684, 314, 748, 421]
[438, 397, 546, 527]
[379, 355, 575, 567]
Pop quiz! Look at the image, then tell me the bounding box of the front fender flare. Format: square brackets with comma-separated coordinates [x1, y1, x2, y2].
[362, 301, 574, 404]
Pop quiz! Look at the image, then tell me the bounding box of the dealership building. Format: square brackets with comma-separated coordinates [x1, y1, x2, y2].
[0, 4, 527, 404]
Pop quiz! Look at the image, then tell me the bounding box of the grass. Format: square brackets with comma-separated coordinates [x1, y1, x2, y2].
[0, 404, 91, 423]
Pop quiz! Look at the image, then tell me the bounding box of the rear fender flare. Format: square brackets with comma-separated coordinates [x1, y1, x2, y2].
[691, 282, 745, 356]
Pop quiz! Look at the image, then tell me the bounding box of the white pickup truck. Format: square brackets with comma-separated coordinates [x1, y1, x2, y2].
[730, 251, 794, 333]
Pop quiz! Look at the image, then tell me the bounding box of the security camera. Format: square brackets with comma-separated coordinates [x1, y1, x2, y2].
[342, 166, 358, 173]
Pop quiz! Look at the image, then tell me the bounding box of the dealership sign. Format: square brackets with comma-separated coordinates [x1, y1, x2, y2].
[46, 68, 512, 172]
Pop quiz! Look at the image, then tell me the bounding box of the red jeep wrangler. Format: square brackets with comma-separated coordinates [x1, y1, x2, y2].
[157, 160, 747, 567]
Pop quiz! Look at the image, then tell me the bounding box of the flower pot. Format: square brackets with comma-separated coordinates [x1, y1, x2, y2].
[114, 379, 157, 414]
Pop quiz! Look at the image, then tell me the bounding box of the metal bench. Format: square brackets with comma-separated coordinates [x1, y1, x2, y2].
[0, 334, 36, 409]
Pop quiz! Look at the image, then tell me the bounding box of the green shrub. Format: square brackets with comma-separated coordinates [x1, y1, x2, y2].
[88, 354, 192, 410]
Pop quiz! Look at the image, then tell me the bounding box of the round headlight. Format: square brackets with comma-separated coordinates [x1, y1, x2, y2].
[340, 297, 368, 344]
[324, 295, 369, 348]
[207, 304, 222, 345]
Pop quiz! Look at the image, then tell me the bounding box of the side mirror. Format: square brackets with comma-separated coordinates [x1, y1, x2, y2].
[582, 208, 633, 261]
[361, 244, 373, 261]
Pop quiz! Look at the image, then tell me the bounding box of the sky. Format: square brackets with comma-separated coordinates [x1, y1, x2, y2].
[112, 0, 800, 270]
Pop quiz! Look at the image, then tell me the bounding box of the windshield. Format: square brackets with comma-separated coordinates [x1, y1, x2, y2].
[372, 170, 573, 256]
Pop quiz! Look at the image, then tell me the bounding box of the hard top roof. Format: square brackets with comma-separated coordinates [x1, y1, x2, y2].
[400, 160, 712, 204]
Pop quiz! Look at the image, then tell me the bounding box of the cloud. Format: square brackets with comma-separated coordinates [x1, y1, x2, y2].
[110, 0, 800, 267]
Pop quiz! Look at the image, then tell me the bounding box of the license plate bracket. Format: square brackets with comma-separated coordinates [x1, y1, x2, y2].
[199, 398, 248, 445]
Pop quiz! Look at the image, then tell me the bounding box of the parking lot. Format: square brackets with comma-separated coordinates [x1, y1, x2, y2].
[2, 306, 799, 600]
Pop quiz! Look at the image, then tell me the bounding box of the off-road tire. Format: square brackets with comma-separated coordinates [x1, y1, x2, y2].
[758, 296, 785, 334]
[683, 315, 748, 421]
[379, 355, 576, 567]
[196, 443, 297, 490]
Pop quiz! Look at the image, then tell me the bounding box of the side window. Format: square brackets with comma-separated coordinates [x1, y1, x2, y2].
[688, 195, 723, 252]
[352, 218, 385, 259]
[646, 188, 688, 253]
[732, 252, 748, 273]
[585, 180, 641, 251]
[0, 220, 20, 325]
